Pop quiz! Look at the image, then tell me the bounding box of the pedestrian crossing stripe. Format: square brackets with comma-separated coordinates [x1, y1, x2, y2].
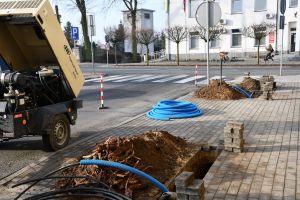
[85, 74, 229, 84]
[174, 76, 205, 83]
[152, 75, 189, 83]
[197, 76, 227, 85]
[113, 75, 152, 83]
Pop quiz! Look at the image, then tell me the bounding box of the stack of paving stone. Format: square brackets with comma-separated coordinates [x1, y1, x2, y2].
[260, 75, 276, 89]
[259, 75, 274, 85]
[261, 81, 273, 100]
[175, 171, 205, 200]
[224, 121, 244, 153]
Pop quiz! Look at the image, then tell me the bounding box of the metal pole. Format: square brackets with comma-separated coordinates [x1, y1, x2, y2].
[168, 10, 171, 61]
[275, 0, 279, 54]
[206, 0, 210, 85]
[185, 10, 188, 61]
[195, 64, 198, 86]
[280, 28, 283, 76]
[106, 48, 108, 67]
[91, 33, 95, 75]
[220, 60, 223, 85]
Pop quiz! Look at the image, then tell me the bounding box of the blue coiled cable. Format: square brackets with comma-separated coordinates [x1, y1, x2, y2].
[147, 100, 204, 121]
[80, 160, 169, 193]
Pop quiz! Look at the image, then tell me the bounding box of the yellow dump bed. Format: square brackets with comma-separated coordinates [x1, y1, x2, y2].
[0, 0, 84, 97]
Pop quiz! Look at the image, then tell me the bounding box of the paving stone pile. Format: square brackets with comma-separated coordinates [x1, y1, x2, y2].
[175, 171, 205, 200]
[224, 121, 244, 153]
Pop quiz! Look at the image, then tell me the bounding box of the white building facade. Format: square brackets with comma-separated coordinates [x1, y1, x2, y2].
[123, 9, 155, 56]
[167, 0, 300, 60]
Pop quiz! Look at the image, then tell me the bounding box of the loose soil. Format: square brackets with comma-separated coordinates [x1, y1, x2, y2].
[195, 80, 244, 100]
[57, 131, 196, 199]
[240, 77, 260, 91]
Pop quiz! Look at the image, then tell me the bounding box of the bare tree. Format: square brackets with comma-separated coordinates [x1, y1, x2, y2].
[137, 29, 157, 66]
[165, 26, 188, 66]
[104, 23, 127, 64]
[243, 23, 275, 65]
[193, 25, 223, 42]
[60, 0, 93, 61]
[106, 0, 139, 63]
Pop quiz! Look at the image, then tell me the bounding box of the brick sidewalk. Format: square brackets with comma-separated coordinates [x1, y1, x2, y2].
[1, 76, 300, 199]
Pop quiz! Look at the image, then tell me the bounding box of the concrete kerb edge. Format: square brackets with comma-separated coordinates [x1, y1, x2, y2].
[0, 92, 194, 187]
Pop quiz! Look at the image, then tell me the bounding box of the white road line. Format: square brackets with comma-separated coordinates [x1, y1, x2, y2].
[132, 75, 168, 82]
[85, 75, 120, 82]
[210, 76, 226, 80]
[85, 77, 103, 83]
[94, 75, 133, 82]
[173, 75, 206, 84]
[197, 76, 227, 85]
[152, 75, 189, 83]
[113, 75, 152, 82]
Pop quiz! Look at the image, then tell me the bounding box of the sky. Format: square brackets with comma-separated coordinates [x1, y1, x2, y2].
[50, 0, 166, 44]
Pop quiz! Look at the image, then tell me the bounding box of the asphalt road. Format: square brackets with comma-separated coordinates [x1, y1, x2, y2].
[1, 64, 300, 180]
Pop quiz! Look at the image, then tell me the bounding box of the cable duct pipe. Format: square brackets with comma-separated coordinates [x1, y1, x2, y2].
[80, 160, 169, 193]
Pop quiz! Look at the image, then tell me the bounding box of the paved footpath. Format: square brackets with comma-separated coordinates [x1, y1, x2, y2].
[1, 76, 300, 199]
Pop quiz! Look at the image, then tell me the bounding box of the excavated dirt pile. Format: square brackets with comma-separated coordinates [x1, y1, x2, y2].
[240, 77, 260, 91]
[195, 80, 244, 100]
[57, 131, 194, 199]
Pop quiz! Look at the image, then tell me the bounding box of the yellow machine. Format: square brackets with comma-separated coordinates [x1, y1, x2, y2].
[0, 0, 84, 150]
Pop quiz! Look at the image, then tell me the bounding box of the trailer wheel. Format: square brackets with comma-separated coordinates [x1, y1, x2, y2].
[42, 114, 70, 151]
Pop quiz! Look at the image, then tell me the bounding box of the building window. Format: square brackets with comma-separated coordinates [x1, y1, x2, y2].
[210, 39, 220, 48]
[255, 37, 266, 46]
[231, 29, 242, 47]
[232, 0, 242, 14]
[190, 32, 199, 49]
[255, 0, 266, 11]
[189, 0, 202, 18]
[144, 13, 150, 19]
[290, 0, 298, 7]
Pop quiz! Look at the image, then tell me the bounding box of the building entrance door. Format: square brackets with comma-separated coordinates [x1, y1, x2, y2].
[290, 29, 296, 53]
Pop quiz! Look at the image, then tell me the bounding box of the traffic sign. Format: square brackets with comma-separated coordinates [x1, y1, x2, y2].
[88, 15, 96, 36]
[280, 0, 286, 15]
[71, 27, 79, 40]
[196, 1, 222, 27]
[105, 35, 110, 43]
[279, 15, 285, 29]
[105, 43, 110, 51]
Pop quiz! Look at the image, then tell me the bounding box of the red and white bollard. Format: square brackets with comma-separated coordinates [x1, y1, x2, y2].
[99, 74, 107, 109]
[195, 64, 198, 86]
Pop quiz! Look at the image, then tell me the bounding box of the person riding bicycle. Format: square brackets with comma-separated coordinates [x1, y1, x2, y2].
[264, 44, 274, 62]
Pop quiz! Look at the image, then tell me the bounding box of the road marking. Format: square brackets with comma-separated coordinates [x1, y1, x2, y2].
[94, 75, 133, 82]
[197, 76, 227, 85]
[113, 75, 152, 82]
[85, 75, 124, 83]
[152, 75, 189, 83]
[132, 75, 168, 82]
[173, 76, 206, 84]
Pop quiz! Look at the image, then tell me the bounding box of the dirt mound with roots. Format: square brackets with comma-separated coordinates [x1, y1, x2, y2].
[240, 77, 260, 91]
[195, 80, 244, 100]
[57, 131, 195, 199]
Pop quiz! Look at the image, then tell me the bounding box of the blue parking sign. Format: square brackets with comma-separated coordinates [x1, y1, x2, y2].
[71, 27, 79, 40]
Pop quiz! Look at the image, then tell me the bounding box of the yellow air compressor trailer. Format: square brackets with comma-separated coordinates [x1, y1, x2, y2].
[0, 0, 84, 150]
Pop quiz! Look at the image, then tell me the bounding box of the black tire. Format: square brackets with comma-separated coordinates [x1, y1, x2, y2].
[42, 114, 70, 151]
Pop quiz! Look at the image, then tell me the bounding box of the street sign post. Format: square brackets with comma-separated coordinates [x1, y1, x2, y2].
[279, 0, 286, 76]
[196, 1, 221, 85]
